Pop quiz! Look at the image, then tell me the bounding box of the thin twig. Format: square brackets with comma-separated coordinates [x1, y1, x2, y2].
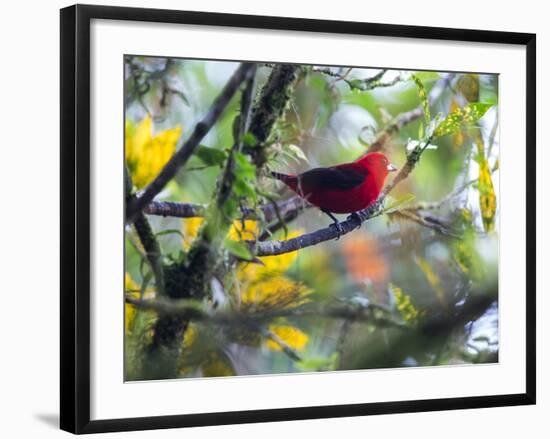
[126, 63, 256, 223]
[217, 65, 258, 207]
[144, 196, 310, 222]
[125, 295, 407, 330]
[262, 328, 302, 362]
[389, 210, 458, 238]
[365, 73, 454, 154]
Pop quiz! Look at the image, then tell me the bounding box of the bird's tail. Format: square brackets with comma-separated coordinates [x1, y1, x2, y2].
[270, 171, 293, 182]
[270, 171, 299, 192]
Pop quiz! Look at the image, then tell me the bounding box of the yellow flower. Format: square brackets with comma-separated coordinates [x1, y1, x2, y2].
[182, 218, 259, 249]
[241, 276, 310, 310]
[182, 217, 204, 249]
[239, 230, 302, 281]
[182, 324, 197, 348]
[238, 230, 309, 311]
[265, 325, 309, 352]
[126, 115, 182, 189]
[228, 220, 258, 241]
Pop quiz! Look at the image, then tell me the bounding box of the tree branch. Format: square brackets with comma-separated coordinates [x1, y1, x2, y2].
[245, 64, 300, 168]
[252, 136, 435, 257]
[125, 295, 407, 330]
[143, 194, 310, 222]
[126, 62, 256, 223]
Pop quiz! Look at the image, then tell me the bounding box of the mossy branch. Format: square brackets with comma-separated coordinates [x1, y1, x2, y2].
[184, 64, 300, 289]
[245, 64, 300, 168]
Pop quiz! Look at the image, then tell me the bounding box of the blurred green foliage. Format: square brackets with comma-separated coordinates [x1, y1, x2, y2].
[124, 57, 499, 380]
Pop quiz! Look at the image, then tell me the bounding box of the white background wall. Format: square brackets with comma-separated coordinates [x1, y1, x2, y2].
[0, 0, 546, 437]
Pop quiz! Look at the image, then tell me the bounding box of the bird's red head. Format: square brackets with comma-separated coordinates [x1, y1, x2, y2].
[355, 152, 397, 190]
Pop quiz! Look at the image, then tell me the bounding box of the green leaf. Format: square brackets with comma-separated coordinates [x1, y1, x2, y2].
[232, 152, 258, 201]
[233, 178, 257, 199]
[242, 132, 258, 147]
[234, 152, 256, 179]
[412, 74, 431, 124]
[425, 112, 445, 138]
[434, 103, 492, 137]
[195, 145, 227, 166]
[224, 239, 253, 261]
[418, 121, 424, 140]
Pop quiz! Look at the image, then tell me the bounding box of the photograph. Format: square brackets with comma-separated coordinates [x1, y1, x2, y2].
[123, 56, 499, 382]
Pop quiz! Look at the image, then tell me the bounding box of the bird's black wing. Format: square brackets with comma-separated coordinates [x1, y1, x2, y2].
[298, 165, 366, 190]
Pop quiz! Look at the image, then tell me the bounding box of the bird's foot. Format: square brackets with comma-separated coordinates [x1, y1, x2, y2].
[346, 212, 362, 230]
[330, 221, 345, 240]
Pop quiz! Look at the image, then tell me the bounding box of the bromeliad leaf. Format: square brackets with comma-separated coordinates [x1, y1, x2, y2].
[434, 103, 492, 137]
[195, 145, 228, 167]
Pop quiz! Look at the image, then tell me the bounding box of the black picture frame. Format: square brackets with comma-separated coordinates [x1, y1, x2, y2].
[60, 4, 536, 434]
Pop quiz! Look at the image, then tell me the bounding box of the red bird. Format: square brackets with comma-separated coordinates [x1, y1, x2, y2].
[272, 152, 397, 233]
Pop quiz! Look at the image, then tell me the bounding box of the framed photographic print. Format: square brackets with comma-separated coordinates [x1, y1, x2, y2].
[60, 4, 536, 434]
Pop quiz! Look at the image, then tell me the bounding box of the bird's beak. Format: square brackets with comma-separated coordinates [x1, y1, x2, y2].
[387, 163, 398, 172]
